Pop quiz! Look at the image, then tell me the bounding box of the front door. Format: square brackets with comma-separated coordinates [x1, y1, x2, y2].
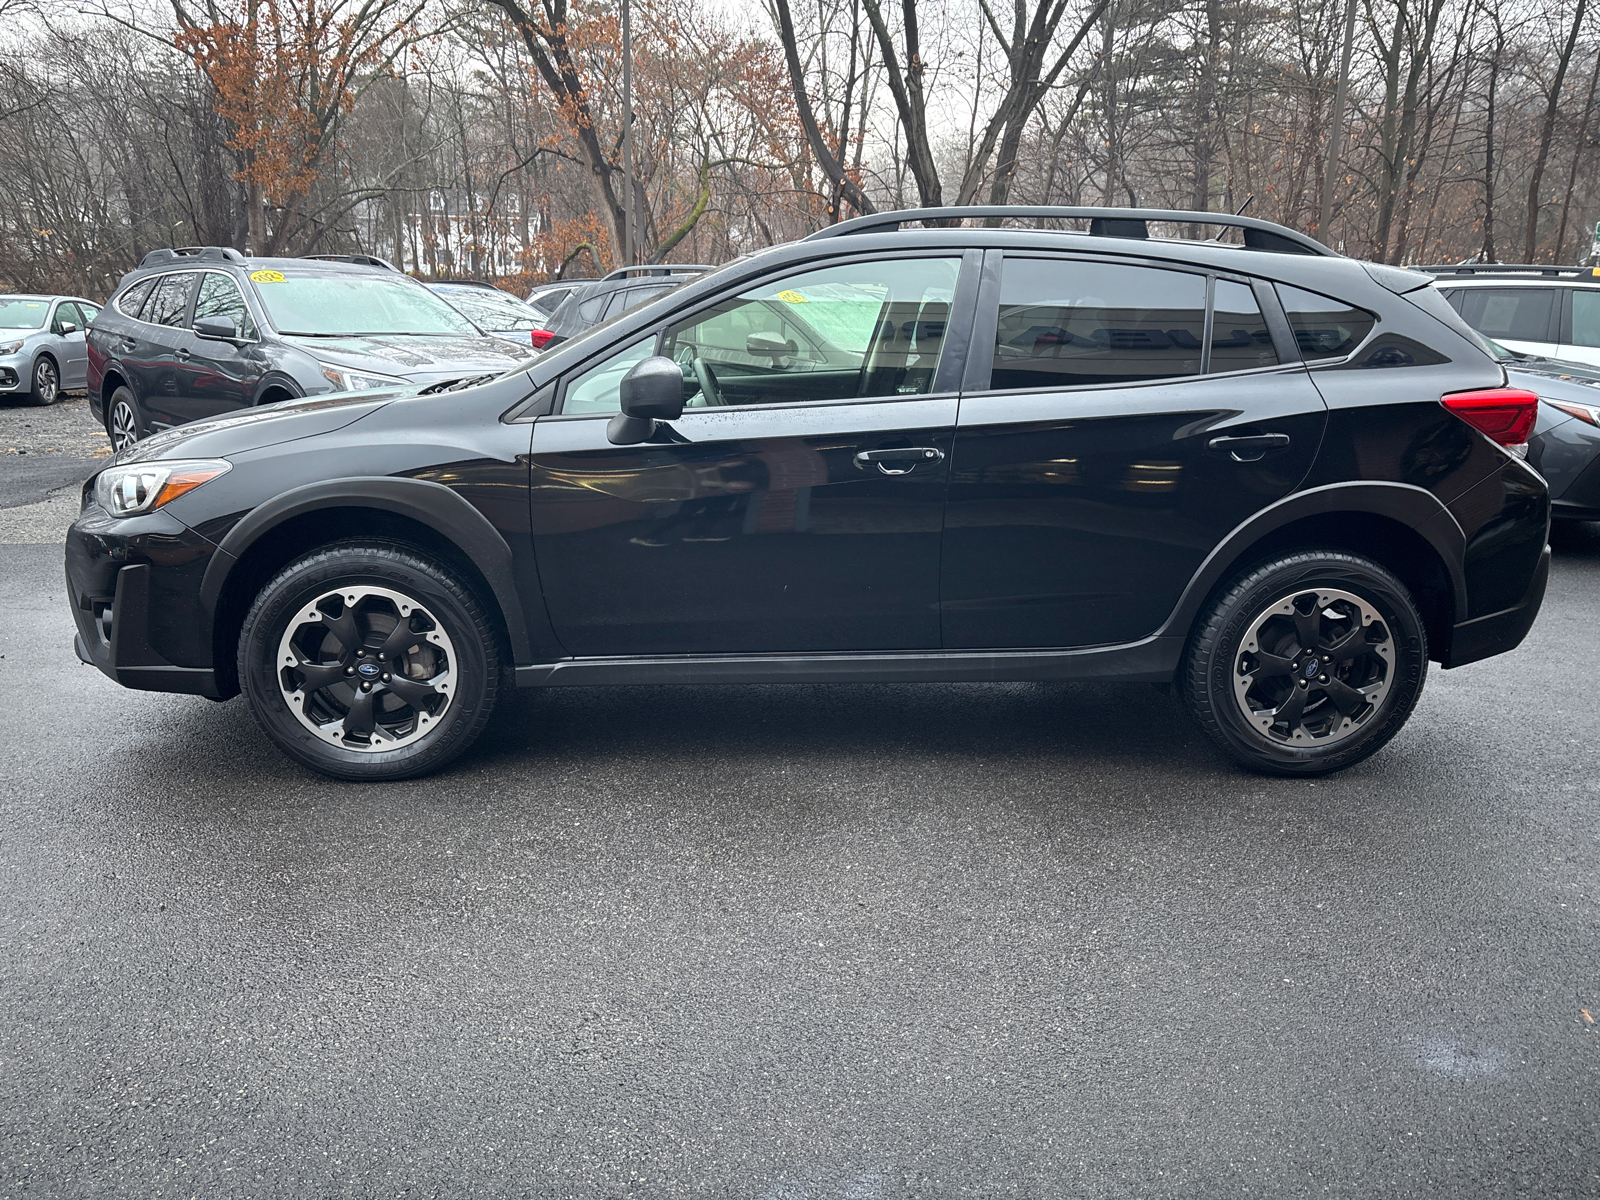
[529, 254, 969, 657]
[173, 271, 267, 421]
[52, 303, 89, 388]
[942, 254, 1327, 649]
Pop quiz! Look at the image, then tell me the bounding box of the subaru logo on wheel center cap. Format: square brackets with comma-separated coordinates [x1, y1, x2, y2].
[1303, 660, 1320, 679]
[357, 662, 381, 677]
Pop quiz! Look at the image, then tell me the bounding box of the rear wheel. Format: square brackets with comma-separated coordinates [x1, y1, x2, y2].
[105, 386, 143, 450]
[238, 541, 501, 780]
[28, 356, 59, 406]
[1181, 551, 1428, 776]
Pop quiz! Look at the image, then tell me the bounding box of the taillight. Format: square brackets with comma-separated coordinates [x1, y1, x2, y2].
[1440, 387, 1539, 446]
[528, 329, 556, 350]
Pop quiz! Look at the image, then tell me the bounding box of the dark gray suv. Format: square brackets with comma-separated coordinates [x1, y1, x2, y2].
[88, 248, 532, 449]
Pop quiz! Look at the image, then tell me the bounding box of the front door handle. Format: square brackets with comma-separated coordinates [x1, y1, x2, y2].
[120, 340, 137, 354]
[1207, 432, 1291, 462]
[854, 447, 945, 475]
[174, 347, 191, 362]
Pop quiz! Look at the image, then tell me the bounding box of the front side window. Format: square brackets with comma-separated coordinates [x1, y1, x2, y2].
[1209, 281, 1278, 372]
[1278, 284, 1377, 359]
[251, 270, 477, 336]
[54, 303, 83, 332]
[562, 337, 655, 415]
[0, 297, 50, 329]
[991, 259, 1208, 389]
[193, 272, 258, 339]
[1441, 286, 1553, 345]
[662, 257, 961, 407]
[146, 273, 200, 328]
[1569, 289, 1600, 349]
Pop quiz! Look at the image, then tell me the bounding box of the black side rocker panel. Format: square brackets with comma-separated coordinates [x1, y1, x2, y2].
[200, 476, 534, 662]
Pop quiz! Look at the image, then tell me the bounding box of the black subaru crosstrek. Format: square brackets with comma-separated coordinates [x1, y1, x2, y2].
[87, 248, 532, 450]
[65, 207, 1551, 781]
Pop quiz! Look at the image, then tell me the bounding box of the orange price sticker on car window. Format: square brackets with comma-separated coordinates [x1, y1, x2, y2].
[250, 270, 285, 284]
[776, 290, 807, 303]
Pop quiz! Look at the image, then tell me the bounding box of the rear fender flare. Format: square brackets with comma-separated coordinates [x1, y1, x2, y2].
[1157, 480, 1469, 638]
[200, 476, 532, 662]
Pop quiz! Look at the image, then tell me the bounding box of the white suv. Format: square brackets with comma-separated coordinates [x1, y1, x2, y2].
[1424, 265, 1600, 366]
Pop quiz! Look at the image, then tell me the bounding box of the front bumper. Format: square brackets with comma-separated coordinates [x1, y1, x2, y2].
[66, 499, 233, 698]
[0, 352, 25, 393]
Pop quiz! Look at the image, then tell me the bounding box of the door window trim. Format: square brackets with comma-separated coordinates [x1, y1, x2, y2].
[546, 248, 982, 418]
[966, 250, 1296, 397]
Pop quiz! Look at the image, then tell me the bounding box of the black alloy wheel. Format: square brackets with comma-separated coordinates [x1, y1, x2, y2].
[1181, 551, 1428, 776]
[105, 386, 143, 450]
[238, 541, 502, 780]
[29, 356, 59, 406]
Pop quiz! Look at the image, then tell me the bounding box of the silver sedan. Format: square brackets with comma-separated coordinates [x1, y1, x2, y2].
[0, 294, 103, 405]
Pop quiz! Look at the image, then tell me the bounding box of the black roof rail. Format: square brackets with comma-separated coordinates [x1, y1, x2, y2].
[803, 206, 1334, 257]
[300, 253, 400, 272]
[601, 264, 715, 281]
[428, 278, 502, 289]
[138, 246, 246, 268]
[1416, 263, 1600, 279]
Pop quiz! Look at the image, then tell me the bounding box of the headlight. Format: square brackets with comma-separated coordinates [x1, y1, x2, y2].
[94, 460, 232, 517]
[1548, 399, 1600, 427]
[319, 362, 408, 392]
[0, 339, 23, 355]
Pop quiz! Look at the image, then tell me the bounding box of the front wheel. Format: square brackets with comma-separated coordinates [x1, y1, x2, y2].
[238, 541, 502, 780]
[1180, 551, 1428, 776]
[105, 386, 144, 450]
[28, 356, 60, 405]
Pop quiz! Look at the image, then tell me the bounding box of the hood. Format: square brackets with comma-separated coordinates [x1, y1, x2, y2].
[108, 390, 398, 465]
[285, 333, 532, 382]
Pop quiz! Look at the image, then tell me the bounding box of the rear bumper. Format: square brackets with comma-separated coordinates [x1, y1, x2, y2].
[1439, 544, 1550, 668]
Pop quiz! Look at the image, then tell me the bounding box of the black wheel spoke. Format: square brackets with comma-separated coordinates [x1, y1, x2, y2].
[322, 606, 365, 654]
[294, 659, 346, 692]
[1325, 625, 1371, 662]
[1323, 677, 1368, 716]
[1250, 650, 1296, 679]
[1273, 685, 1309, 729]
[1292, 605, 1321, 654]
[384, 675, 442, 707]
[343, 689, 376, 737]
[378, 619, 423, 660]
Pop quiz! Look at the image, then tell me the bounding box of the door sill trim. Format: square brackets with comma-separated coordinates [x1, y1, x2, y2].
[515, 638, 1183, 688]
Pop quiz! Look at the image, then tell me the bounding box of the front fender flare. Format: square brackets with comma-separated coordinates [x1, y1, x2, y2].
[200, 476, 533, 662]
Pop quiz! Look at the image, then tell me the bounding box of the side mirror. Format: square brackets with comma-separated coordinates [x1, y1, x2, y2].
[608, 355, 685, 445]
[55, 321, 78, 336]
[746, 331, 796, 358]
[194, 315, 238, 341]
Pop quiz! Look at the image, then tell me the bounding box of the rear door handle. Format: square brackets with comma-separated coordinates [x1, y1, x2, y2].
[854, 447, 945, 475]
[1207, 433, 1291, 462]
[174, 348, 191, 362]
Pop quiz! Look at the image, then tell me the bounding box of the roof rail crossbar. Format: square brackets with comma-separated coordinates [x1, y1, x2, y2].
[601, 264, 715, 281]
[803, 206, 1334, 256]
[1417, 263, 1600, 278]
[139, 246, 246, 268]
[300, 253, 400, 272]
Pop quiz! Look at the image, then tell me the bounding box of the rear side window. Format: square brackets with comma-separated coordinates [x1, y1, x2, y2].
[991, 259, 1208, 389]
[1209, 281, 1278, 373]
[116, 278, 156, 318]
[1277, 285, 1376, 359]
[79, 303, 100, 325]
[1445, 286, 1556, 343]
[193, 272, 258, 339]
[576, 292, 609, 322]
[606, 283, 671, 319]
[1570, 290, 1600, 348]
[145, 273, 199, 328]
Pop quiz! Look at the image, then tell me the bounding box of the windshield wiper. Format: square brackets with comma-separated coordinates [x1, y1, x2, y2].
[419, 373, 499, 395]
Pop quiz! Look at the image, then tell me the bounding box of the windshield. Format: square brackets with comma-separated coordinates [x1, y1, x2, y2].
[435, 287, 542, 331]
[252, 271, 480, 336]
[0, 298, 50, 329]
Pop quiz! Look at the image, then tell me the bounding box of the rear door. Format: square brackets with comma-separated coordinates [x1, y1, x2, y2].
[528, 253, 972, 657]
[128, 271, 202, 429]
[52, 302, 90, 388]
[1557, 287, 1600, 367]
[941, 252, 1326, 650]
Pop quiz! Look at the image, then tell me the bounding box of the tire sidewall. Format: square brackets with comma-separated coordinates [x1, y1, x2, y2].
[1190, 554, 1428, 775]
[106, 386, 142, 447]
[239, 546, 496, 780]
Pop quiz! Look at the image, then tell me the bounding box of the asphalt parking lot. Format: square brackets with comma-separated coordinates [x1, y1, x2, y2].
[2, 396, 1598, 1198]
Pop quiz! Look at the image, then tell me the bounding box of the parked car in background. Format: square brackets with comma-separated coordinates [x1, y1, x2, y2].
[426, 280, 549, 351]
[67, 206, 1550, 782]
[1423, 263, 1600, 367]
[0, 293, 102, 404]
[1490, 345, 1600, 523]
[88, 248, 531, 449]
[533, 265, 712, 349]
[525, 280, 582, 318]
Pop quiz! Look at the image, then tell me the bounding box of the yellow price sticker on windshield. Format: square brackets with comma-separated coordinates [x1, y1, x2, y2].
[250, 269, 285, 284]
[776, 290, 807, 303]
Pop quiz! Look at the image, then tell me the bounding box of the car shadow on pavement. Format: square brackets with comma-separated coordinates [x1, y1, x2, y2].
[1550, 518, 1600, 557]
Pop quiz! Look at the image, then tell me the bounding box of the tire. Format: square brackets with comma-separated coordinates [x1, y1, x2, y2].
[237, 540, 502, 781]
[28, 356, 60, 406]
[1180, 551, 1428, 776]
[105, 386, 144, 450]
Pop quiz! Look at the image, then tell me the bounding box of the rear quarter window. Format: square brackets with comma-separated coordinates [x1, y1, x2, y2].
[116, 278, 156, 318]
[1276, 285, 1377, 360]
